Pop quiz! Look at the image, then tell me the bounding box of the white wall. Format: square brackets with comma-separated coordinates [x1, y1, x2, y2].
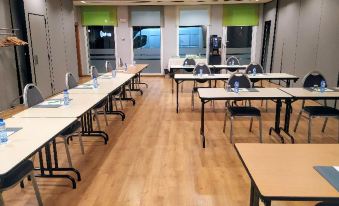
[162, 6, 177, 72]
[0, 0, 19, 110]
[116, 6, 133, 65]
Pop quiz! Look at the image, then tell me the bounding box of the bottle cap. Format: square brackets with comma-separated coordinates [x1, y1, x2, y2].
[0, 119, 5, 126]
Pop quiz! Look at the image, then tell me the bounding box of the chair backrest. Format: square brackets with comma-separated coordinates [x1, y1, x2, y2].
[246, 63, 264, 74]
[90, 66, 99, 78]
[23, 84, 44, 107]
[105, 61, 114, 72]
[65, 72, 78, 89]
[183, 58, 196, 66]
[228, 73, 252, 88]
[226, 56, 240, 65]
[302, 71, 327, 87]
[193, 63, 211, 75]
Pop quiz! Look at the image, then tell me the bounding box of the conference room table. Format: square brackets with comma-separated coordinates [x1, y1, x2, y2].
[170, 64, 248, 93]
[175, 73, 299, 113]
[235, 143, 339, 206]
[0, 117, 80, 188]
[197, 88, 293, 148]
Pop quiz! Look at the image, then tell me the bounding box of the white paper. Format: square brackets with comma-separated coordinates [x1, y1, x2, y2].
[39, 100, 63, 106]
[6, 131, 15, 136]
[333, 166, 339, 172]
[76, 85, 93, 89]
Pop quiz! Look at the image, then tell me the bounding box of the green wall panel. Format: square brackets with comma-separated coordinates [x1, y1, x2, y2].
[223, 4, 259, 26]
[81, 6, 117, 26]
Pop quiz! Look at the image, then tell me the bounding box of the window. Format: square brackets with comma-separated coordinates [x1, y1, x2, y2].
[87, 26, 115, 49]
[179, 26, 207, 57]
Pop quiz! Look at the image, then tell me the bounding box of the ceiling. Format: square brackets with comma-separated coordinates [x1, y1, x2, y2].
[73, 0, 272, 6]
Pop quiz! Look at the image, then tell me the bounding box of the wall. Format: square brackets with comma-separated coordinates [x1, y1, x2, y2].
[264, 0, 339, 88]
[23, 0, 78, 92]
[116, 6, 133, 66]
[0, 0, 19, 110]
[162, 6, 177, 72]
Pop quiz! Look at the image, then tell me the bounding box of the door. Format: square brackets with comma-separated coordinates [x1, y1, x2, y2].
[133, 26, 161, 74]
[261, 21, 271, 72]
[225, 26, 252, 65]
[28, 14, 53, 97]
[87, 26, 115, 73]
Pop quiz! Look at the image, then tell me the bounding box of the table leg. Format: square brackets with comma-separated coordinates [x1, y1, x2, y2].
[176, 80, 179, 113]
[130, 74, 144, 95]
[280, 98, 295, 143]
[269, 99, 285, 143]
[200, 100, 206, 148]
[286, 79, 291, 87]
[121, 81, 136, 105]
[34, 140, 80, 189]
[250, 182, 260, 206]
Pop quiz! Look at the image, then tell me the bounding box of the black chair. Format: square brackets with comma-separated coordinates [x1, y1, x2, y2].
[191, 63, 211, 110]
[223, 73, 263, 143]
[293, 71, 339, 143]
[23, 84, 83, 162]
[0, 160, 43, 206]
[66, 72, 108, 131]
[225, 56, 240, 73]
[181, 58, 196, 92]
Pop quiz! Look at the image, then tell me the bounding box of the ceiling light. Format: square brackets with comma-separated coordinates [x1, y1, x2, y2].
[81, 1, 87, 3]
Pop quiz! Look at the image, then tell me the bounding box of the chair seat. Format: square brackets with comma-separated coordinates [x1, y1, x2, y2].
[303, 106, 339, 116]
[0, 160, 34, 189]
[60, 120, 81, 136]
[228, 106, 261, 117]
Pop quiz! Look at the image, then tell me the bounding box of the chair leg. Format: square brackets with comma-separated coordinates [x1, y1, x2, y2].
[321, 118, 328, 133]
[223, 110, 227, 133]
[191, 91, 195, 111]
[308, 116, 312, 143]
[0, 192, 4, 206]
[249, 117, 253, 132]
[30, 172, 43, 206]
[119, 96, 123, 109]
[78, 131, 84, 155]
[259, 116, 263, 143]
[294, 110, 303, 132]
[128, 83, 132, 98]
[103, 108, 108, 126]
[93, 109, 101, 131]
[230, 117, 234, 144]
[63, 136, 73, 168]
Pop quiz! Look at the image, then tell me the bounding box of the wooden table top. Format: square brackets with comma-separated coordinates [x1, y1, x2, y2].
[13, 93, 107, 118]
[235, 143, 339, 199]
[0, 117, 76, 175]
[198, 88, 292, 100]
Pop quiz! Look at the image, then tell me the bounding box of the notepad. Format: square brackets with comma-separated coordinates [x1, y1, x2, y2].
[6, 127, 22, 137]
[306, 87, 335, 92]
[231, 88, 259, 92]
[314, 166, 339, 191]
[75, 84, 94, 89]
[33, 99, 72, 108]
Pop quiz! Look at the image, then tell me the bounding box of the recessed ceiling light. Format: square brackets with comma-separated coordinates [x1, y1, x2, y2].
[81, 1, 87, 3]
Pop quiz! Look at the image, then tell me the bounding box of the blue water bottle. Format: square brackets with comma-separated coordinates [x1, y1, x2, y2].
[234, 81, 239, 93]
[0, 119, 8, 144]
[93, 77, 98, 88]
[320, 80, 326, 93]
[231, 60, 235, 65]
[199, 68, 203, 77]
[63, 89, 69, 105]
[253, 67, 256, 76]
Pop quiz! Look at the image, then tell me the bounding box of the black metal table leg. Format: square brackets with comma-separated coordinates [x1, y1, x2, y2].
[200, 100, 207, 148]
[269, 99, 285, 143]
[97, 94, 125, 121]
[176, 80, 179, 113]
[280, 98, 295, 143]
[121, 82, 136, 105]
[34, 140, 81, 189]
[250, 182, 260, 206]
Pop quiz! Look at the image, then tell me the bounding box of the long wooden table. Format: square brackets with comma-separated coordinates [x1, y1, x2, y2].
[235, 143, 339, 206]
[175, 73, 299, 113]
[197, 88, 293, 147]
[117, 64, 149, 95]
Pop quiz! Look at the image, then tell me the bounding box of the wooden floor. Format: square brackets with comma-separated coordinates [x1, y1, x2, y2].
[2, 77, 338, 206]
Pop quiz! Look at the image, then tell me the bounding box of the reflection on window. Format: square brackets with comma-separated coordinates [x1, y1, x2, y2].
[133, 26, 161, 49]
[179, 26, 206, 57]
[88, 26, 115, 49]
